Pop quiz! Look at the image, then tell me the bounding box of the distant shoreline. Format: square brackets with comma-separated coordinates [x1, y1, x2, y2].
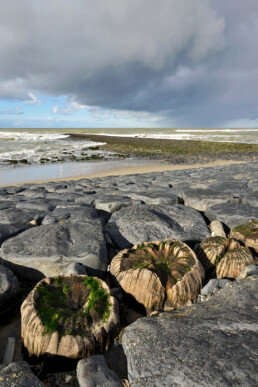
[67, 133, 258, 164]
[0, 132, 257, 186]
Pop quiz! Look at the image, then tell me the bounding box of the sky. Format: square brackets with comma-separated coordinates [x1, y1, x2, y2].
[0, 0, 258, 129]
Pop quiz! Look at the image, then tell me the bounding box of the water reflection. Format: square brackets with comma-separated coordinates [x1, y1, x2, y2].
[0, 159, 158, 186]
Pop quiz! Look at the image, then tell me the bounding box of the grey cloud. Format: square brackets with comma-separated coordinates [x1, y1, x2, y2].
[0, 1, 257, 126]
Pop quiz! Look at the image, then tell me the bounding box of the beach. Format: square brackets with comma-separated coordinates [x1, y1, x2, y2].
[0, 150, 257, 385]
[0, 130, 257, 386]
[0, 128, 257, 186]
[0, 159, 245, 187]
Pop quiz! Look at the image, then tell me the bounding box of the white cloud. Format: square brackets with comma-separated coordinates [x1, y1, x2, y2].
[24, 92, 42, 105]
[52, 106, 59, 114]
[0, 1, 258, 126]
[0, 1, 224, 97]
[0, 105, 23, 115]
[52, 100, 88, 115]
[0, 78, 28, 99]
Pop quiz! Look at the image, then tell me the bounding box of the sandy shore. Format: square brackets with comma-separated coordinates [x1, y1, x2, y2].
[0, 159, 245, 187]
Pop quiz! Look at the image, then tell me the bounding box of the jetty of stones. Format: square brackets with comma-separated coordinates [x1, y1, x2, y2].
[0, 161, 258, 386]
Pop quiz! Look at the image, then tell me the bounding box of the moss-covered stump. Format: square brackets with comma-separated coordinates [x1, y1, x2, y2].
[196, 236, 256, 279]
[110, 240, 205, 313]
[20, 275, 119, 358]
[230, 220, 258, 254]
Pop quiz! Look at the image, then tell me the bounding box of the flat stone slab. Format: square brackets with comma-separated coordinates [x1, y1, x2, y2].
[15, 199, 56, 212]
[181, 189, 236, 211]
[105, 204, 210, 249]
[0, 208, 41, 245]
[1, 221, 107, 279]
[122, 276, 258, 386]
[93, 195, 134, 214]
[41, 204, 100, 225]
[205, 203, 258, 228]
[123, 190, 180, 205]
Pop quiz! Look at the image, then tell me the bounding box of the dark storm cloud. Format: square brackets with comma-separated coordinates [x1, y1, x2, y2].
[0, 0, 257, 126]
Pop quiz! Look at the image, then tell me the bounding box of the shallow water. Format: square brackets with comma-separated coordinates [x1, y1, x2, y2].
[0, 130, 108, 168]
[0, 158, 160, 186]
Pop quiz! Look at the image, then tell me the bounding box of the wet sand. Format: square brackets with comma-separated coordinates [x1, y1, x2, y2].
[0, 159, 245, 187]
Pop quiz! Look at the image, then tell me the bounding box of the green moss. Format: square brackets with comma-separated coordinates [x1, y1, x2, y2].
[75, 134, 258, 161]
[36, 276, 111, 337]
[215, 255, 224, 266]
[232, 221, 258, 236]
[132, 241, 193, 284]
[84, 277, 111, 323]
[63, 284, 71, 296]
[54, 277, 63, 286]
[37, 284, 67, 335]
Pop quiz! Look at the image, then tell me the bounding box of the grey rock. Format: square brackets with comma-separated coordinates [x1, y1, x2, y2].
[17, 189, 46, 199]
[238, 265, 258, 279]
[247, 180, 258, 191]
[0, 208, 45, 245]
[218, 279, 232, 288]
[206, 180, 250, 194]
[122, 276, 258, 386]
[45, 192, 82, 201]
[77, 355, 122, 387]
[0, 208, 42, 225]
[5, 186, 25, 194]
[241, 192, 258, 207]
[201, 279, 219, 296]
[15, 199, 55, 212]
[209, 220, 226, 237]
[42, 204, 100, 225]
[44, 183, 68, 192]
[200, 279, 232, 299]
[124, 190, 180, 205]
[182, 189, 230, 211]
[94, 195, 133, 214]
[0, 361, 45, 387]
[61, 262, 88, 275]
[0, 224, 30, 245]
[0, 265, 20, 307]
[106, 204, 210, 249]
[205, 203, 258, 228]
[75, 195, 96, 205]
[1, 221, 107, 279]
[0, 201, 15, 210]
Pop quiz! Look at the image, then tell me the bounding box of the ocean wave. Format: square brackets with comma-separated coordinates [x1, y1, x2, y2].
[83, 131, 258, 144]
[0, 132, 70, 141]
[176, 128, 258, 133]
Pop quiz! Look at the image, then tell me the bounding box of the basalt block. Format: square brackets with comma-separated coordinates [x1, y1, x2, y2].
[106, 204, 210, 250]
[1, 221, 108, 279]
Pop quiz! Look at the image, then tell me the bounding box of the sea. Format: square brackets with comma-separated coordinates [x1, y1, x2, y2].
[0, 128, 257, 186]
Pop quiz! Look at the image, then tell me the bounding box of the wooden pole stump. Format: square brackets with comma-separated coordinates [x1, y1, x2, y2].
[21, 275, 119, 358]
[110, 239, 205, 313]
[195, 236, 256, 278]
[230, 221, 258, 254]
